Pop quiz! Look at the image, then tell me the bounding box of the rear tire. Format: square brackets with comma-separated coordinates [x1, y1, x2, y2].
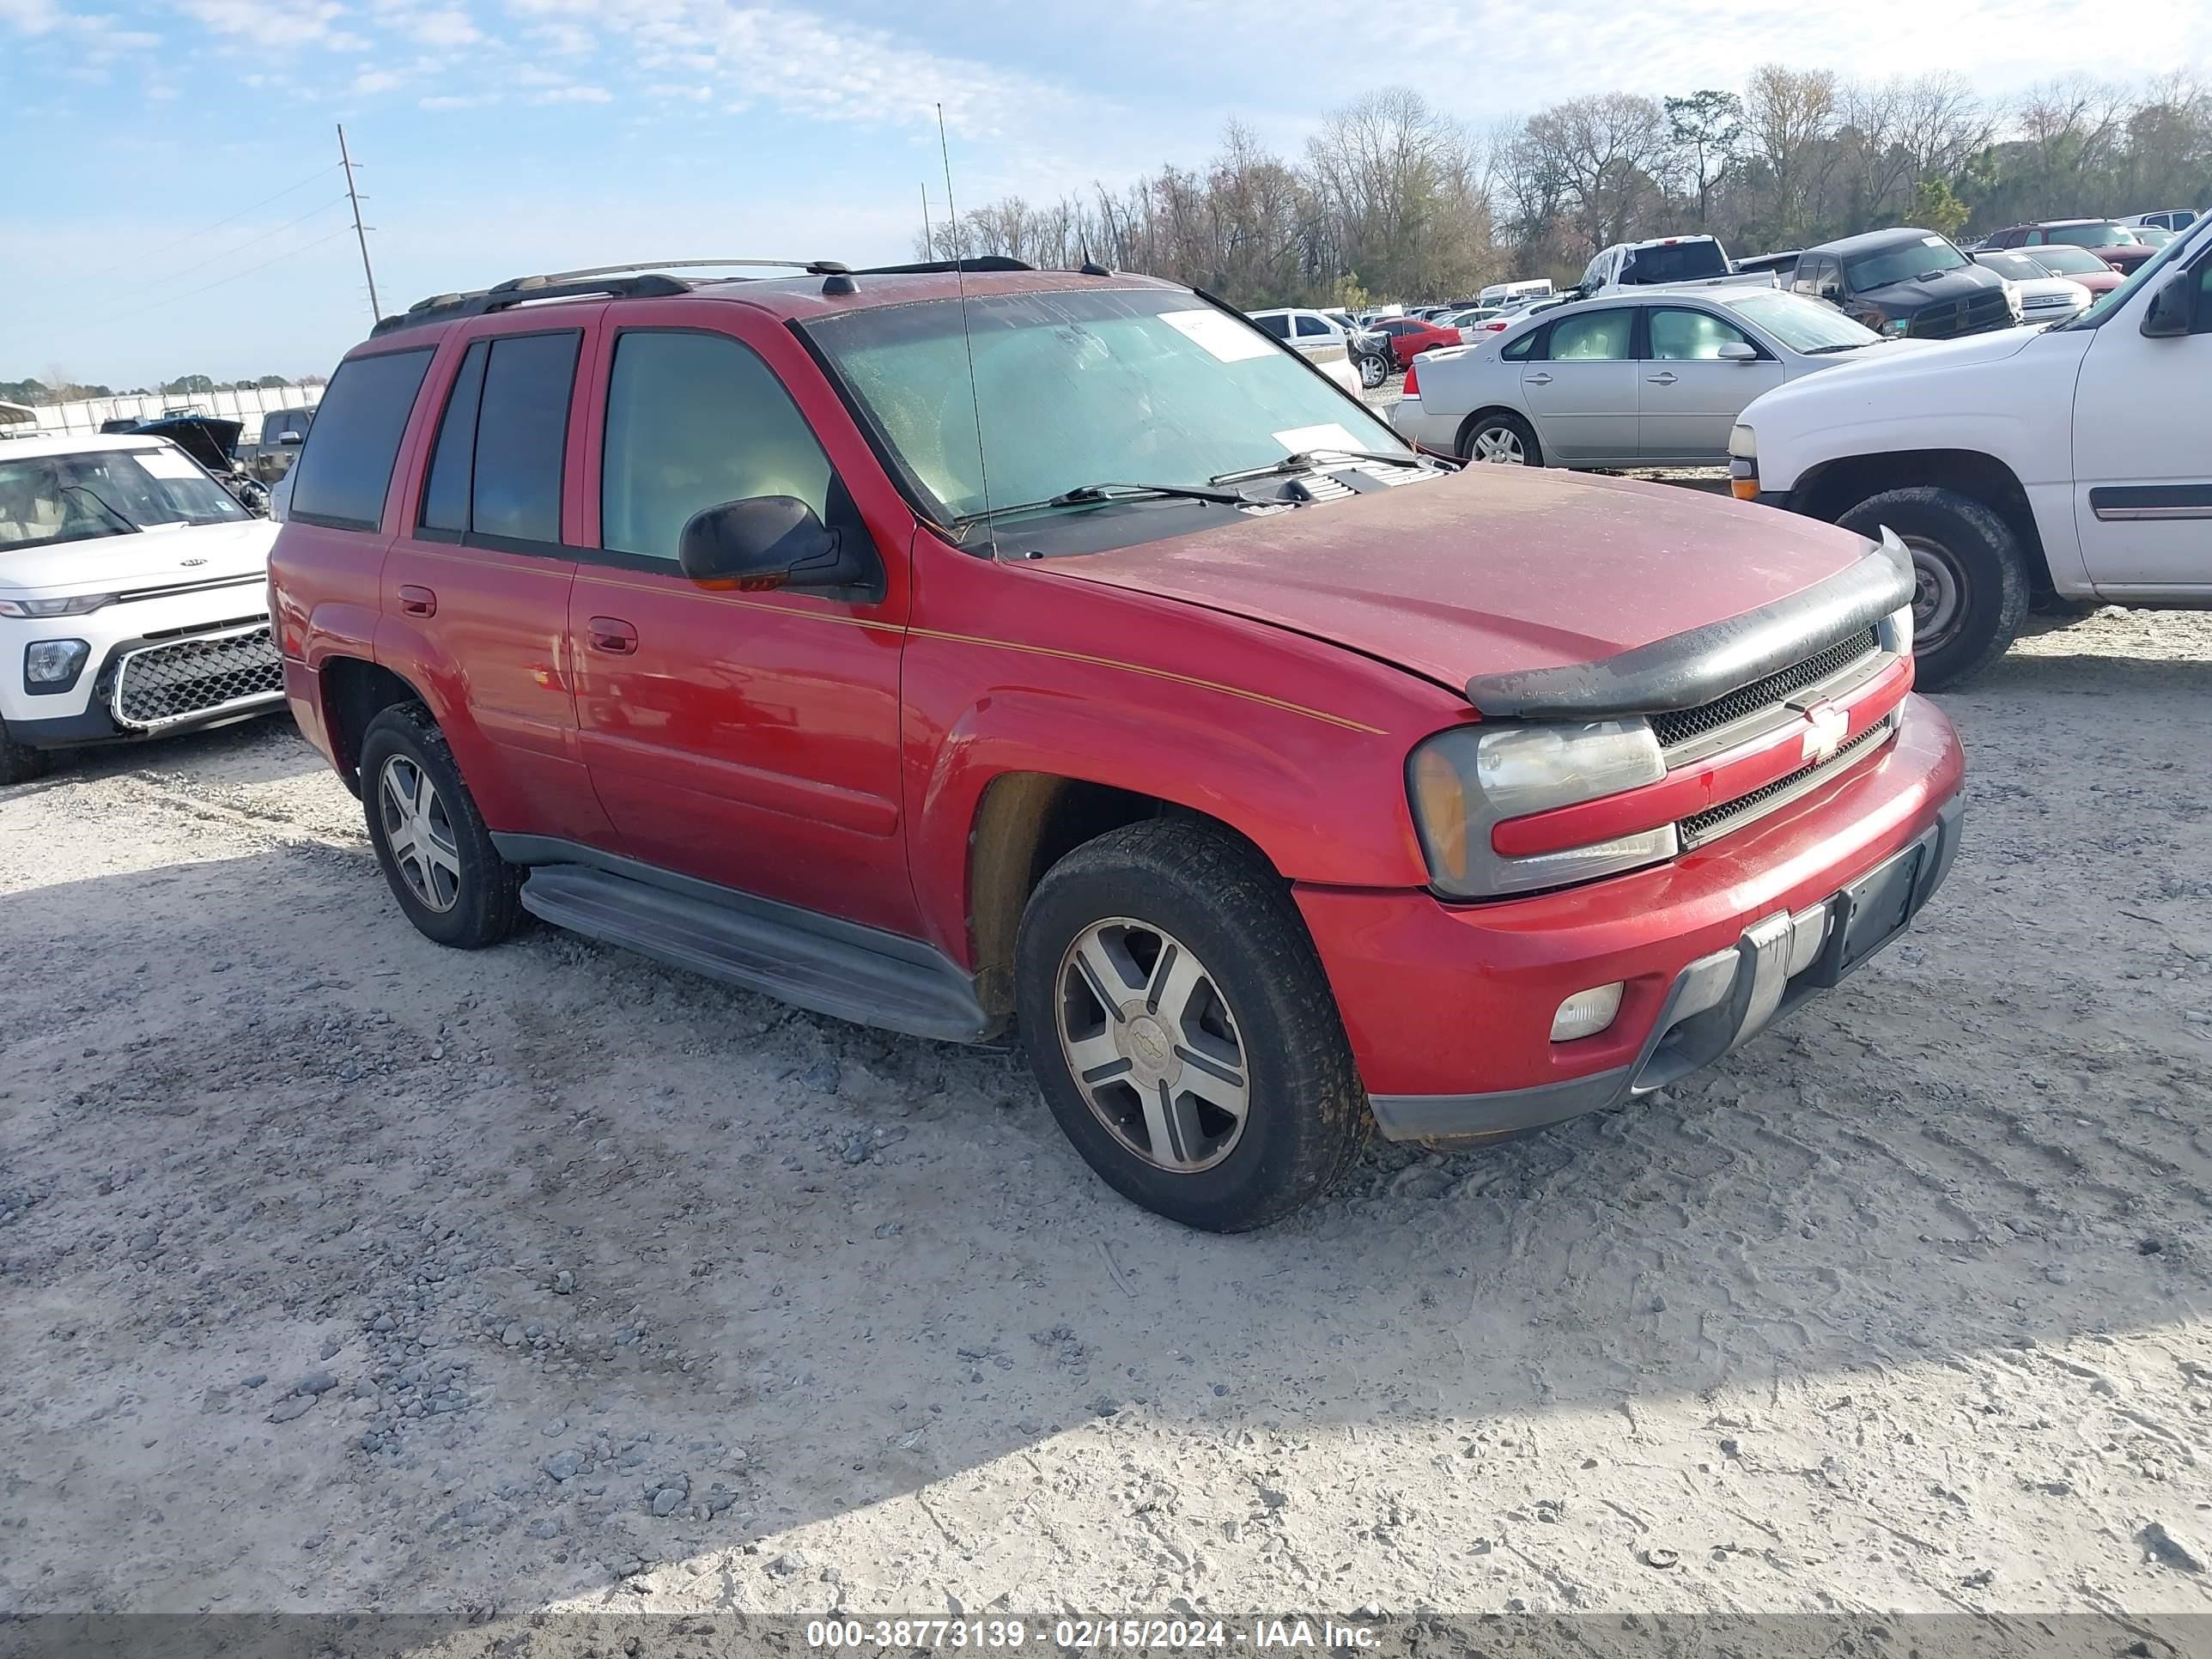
[357, 704, 523, 950]
[1838, 486, 2028, 690]
[1358, 354, 1388, 390]
[1014, 820, 1370, 1232]
[1459, 410, 1542, 467]
[0, 721, 51, 787]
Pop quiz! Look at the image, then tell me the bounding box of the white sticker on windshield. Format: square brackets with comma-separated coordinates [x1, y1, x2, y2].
[137, 447, 202, 479]
[1158, 307, 1276, 362]
[1922, 235, 1948, 246]
[1271, 422, 1366, 457]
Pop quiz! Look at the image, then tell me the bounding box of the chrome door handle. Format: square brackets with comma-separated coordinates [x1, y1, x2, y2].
[1524, 373, 1553, 386]
[1646, 372, 1678, 385]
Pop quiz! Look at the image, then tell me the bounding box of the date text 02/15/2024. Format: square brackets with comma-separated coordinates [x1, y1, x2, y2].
[805, 1620, 1380, 1650]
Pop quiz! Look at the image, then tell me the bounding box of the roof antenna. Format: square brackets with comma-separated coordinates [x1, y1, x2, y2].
[938, 101, 997, 561]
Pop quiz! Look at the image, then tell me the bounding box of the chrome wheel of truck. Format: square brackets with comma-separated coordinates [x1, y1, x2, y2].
[358, 703, 525, 950]
[378, 755, 462, 915]
[1055, 917, 1251, 1174]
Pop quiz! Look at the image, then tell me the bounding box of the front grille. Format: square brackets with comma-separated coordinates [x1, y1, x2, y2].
[1909, 289, 2013, 338]
[1678, 717, 1893, 848]
[112, 624, 283, 729]
[1652, 628, 1880, 752]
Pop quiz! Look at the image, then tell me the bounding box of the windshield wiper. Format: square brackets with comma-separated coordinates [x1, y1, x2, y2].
[960, 481, 1253, 524]
[58, 483, 139, 532]
[1209, 447, 1448, 485]
[1802, 342, 1875, 355]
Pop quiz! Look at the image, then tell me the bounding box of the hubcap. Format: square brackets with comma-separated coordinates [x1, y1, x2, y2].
[1905, 535, 1965, 650]
[1471, 424, 1526, 465]
[1055, 918, 1250, 1174]
[377, 755, 462, 914]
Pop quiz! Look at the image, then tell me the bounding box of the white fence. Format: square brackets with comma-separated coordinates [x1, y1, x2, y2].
[15, 384, 325, 446]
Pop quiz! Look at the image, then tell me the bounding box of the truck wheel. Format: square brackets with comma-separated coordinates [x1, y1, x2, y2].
[1014, 819, 1370, 1232]
[1460, 410, 1542, 467]
[357, 703, 523, 950]
[0, 721, 52, 787]
[1838, 487, 2028, 690]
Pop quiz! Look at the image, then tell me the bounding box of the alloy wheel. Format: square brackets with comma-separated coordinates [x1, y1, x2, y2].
[1055, 918, 1250, 1174]
[1471, 424, 1527, 465]
[378, 755, 463, 914]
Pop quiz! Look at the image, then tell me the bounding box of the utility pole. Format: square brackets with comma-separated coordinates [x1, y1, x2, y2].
[337, 124, 382, 325]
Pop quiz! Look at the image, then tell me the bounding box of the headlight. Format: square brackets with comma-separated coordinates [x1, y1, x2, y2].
[0, 592, 118, 618]
[1408, 719, 1677, 898]
[25, 638, 91, 688]
[1881, 317, 1910, 337]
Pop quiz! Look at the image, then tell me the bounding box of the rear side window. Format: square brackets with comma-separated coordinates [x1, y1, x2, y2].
[416, 331, 579, 548]
[1293, 314, 1331, 337]
[1252, 314, 1290, 338]
[1620, 241, 1729, 284]
[1502, 330, 1538, 362]
[599, 330, 841, 564]
[287, 348, 433, 531]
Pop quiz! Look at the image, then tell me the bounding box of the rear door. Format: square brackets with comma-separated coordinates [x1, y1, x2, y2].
[1638, 305, 1784, 465]
[566, 305, 918, 936]
[1519, 307, 1640, 465]
[376, 319, 617, 847]
[2072, 246, 2212, 591]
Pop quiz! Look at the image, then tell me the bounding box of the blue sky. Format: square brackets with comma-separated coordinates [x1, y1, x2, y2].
[3, 0, 2207, 386]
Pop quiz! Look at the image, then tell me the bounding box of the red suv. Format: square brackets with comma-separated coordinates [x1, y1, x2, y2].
[270, 257, 1965, 1231]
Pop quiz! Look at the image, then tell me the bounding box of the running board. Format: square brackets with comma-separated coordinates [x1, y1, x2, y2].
[515, 861, 994, 1042]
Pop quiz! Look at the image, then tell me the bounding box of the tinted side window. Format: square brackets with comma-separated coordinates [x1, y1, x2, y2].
[1546, 310, 1634, 361]
[1502, 330, 1539, 362]
[419, 341, 487, 535]
[288, 349, 433, 531]
[600, 331, 842, 565]
[1253, 314, 1291, 339]
[1293, 314, 1332, 337]
[471, 332, 578, 545]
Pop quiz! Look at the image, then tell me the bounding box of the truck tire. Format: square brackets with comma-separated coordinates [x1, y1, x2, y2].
[1014, 819, 1370, 1232]
[1838, 487, 2028, 690]
[357, 703, 524, 949]
[0, 721, 51, 787]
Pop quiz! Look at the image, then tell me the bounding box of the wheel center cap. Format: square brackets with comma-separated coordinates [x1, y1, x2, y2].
[1122, 1012, 1176, 1085]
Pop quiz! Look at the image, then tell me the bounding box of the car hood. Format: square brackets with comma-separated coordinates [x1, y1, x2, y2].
[1855, 266, 2003, 308]
[0, 516, 277, 599]
[1036, 467, 1876, 696]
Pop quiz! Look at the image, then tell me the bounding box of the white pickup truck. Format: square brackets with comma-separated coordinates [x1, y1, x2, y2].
[1578, 235, 1778, 298]
[1729, 212, 2212, 688]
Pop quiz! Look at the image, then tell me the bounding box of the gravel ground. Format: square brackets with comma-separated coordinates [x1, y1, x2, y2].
[3, 605, 2211, 1624]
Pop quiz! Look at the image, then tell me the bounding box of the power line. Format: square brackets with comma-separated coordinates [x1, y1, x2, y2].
[102, 226, 359, 328]
[79, 161, 345, 283]
[158, 196, 350, 287]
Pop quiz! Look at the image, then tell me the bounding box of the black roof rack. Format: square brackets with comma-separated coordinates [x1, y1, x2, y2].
[854, 257, 1036, 276]
[369, 258, 853, 337]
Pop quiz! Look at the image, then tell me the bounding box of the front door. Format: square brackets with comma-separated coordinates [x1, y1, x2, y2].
[568, 315, 917, 936]
[2073, 249, 2212, 592]
[1521, 307, 1640, 465]
[1638, 306, 1786, 465]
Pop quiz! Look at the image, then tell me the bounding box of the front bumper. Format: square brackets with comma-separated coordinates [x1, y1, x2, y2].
[1367, 793, 1960, 1141]
[3, 618, 283, 750]
[1296, 692, 1965, 1139]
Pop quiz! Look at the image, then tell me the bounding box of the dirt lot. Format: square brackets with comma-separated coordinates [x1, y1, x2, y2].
[3, 606, 2211, 1625]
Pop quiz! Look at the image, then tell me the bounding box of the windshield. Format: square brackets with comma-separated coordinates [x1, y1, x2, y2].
[2134, 226, 2175, 247]
[1976, 252, 2047, 282]
[2026, 246, 2112, 276]
[1726, 291, 1883, 352]
[0, 447, 246, 549]
[1844, 235, 1969, 288]
[2047, 223, 2138, 248]
[1619, 241, 1729, 284]
[805, 287, 1407, 524]
[2063, 217, 2205, 330]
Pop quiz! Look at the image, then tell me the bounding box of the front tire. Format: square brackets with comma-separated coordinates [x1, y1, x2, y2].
[357, 704, 523, 949]
[1014, 820, 1370, 1232]
[1358, 354, 1388, 390]
[1837, 487, 2028, 690]
[0, 721, 51, 787]
[1459, 409, 1542, 467]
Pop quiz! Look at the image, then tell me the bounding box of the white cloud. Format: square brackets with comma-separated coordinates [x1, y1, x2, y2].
[183, 0, 349, 46]
[409, 6, 478, 42]
[0, 0, 63, 32]
[532, 82, 611, 103]
[500, 0, 1068, 134]
[352, 66, 401, 92]
[420, 90, 496, 107]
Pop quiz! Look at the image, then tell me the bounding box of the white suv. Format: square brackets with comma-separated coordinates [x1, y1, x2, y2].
[1248, 307, 1389, 389]
[1729, 213, 2212, 688]
[0, 433, 283, 783]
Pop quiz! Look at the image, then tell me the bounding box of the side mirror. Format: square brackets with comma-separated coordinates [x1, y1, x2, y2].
[677, 495, 869, 592]
[2140, 273, 2197, 339]
[1717, 341, 1759, 362]
[276, 431, 305, 447]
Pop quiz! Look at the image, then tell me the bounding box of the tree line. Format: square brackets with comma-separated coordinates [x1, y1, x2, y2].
[921, 70, 2209, 307]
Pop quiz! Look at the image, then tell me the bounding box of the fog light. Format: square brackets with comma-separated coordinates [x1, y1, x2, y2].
[25, 638, 90, 689]
[1551, 981, 1624, 1042]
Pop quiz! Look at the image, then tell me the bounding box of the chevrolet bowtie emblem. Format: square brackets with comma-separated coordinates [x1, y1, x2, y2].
[1801, 702, 1850, 764]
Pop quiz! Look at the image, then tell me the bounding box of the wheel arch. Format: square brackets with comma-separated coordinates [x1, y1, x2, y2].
[319, 656, 430, 795]
[1455, 405, 1538, 463]
[1790, 448, 2055, 595]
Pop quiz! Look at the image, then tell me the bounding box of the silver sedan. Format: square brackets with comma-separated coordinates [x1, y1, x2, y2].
[1390, 288, 1929, 469]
